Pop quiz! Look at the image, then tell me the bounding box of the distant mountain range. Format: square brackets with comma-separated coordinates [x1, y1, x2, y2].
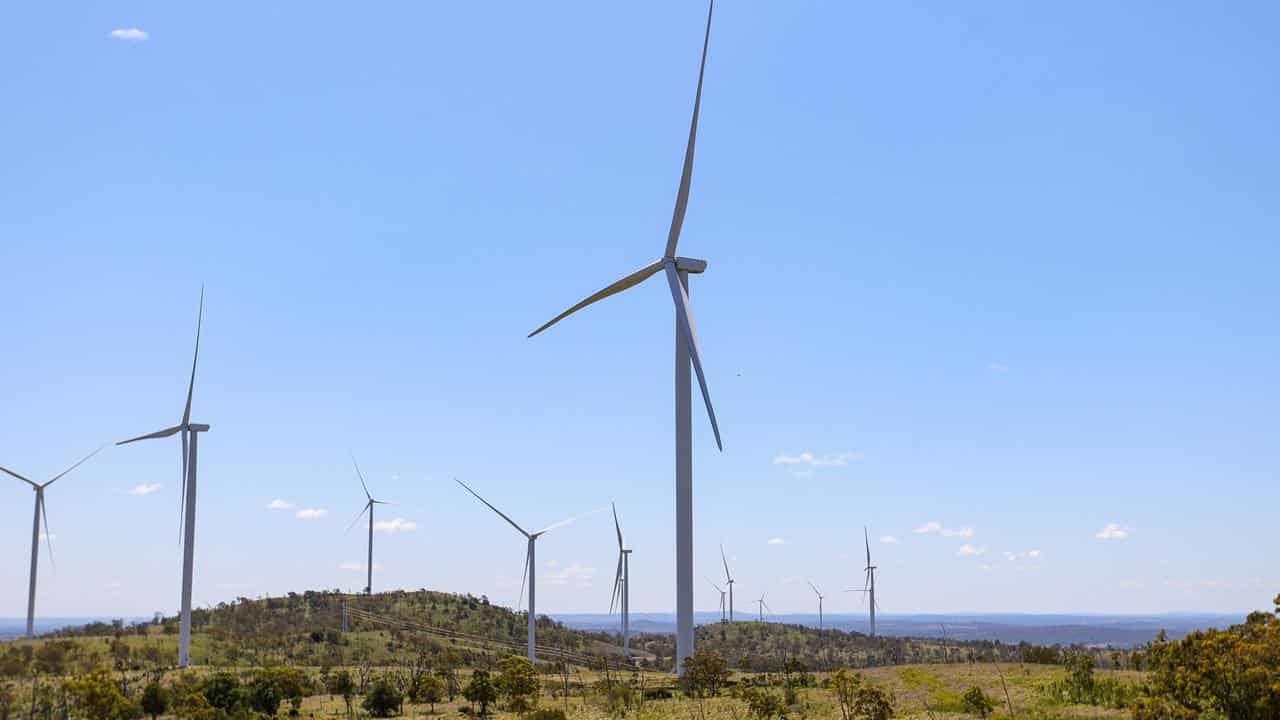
[551, 611, 1243, 648]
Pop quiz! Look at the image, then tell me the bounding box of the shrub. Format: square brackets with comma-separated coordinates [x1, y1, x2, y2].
[139, 683, 170, 720]
[739, 686, 787, 720]
[363, 677, 403, 718]
[960, 686, 996, 719]
[681, 650, 730, 698]
[463, 670, 497, 717]
[64, 669, 143, 720]
[526, 710, 568, 720]
[496, 656, 540, 712]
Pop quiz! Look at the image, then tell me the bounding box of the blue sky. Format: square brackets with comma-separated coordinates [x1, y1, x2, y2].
[2, 0, 1277, 619]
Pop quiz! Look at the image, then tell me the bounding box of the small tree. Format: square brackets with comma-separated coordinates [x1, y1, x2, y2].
[139, 683, 170, 720]
[246, 673, 283, 717]
[410, 675, 444, 713]
[853, 683, 894, 720]
[496, 656, 540, 712]
[681, 650, 730, 698]
[739, 686, 787, 720]
[831, 669, 862, 720]
[363, 677, 403, 718]
[463, 670, 497, 717]
[200, 672, 242, 711]
[960, 686, 995, 719]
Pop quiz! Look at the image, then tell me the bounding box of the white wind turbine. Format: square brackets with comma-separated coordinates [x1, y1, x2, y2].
[720, 544, 735, 622]
[1, 447, 103, 638]
[456, 479, 600, 662]
[345, 456, 392, 596]
[754, 592, 770, 623]
[528, 0, 722, 675]
[706, 578, 726, 622]
[845, 527, 879, 637]
[808, 581, 825, 630]
[609, 503, 632, 656]
[116, 289, 208, 668]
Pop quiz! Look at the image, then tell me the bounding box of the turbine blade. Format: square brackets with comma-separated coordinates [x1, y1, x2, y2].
[527, 260, 664, 338]
[705, 577, 722, 593]
[612, 502, 624, 550]
[182, 287, 204, 427]
[345, 503, 371, 534]
[609, 555, 624, 614]
[455, 479, 528, 537]
[351, 454, 373, 501]
[117, 425, 183, 445]
[517, 544, 530, 613]
[178, 429, 188, 545]
[40, 495, 55, 572]
[865, 526, 872, 567]
[720, 544, 731, 582]
[535, 506, 607, 536]
[665, 263, 722, 450]
[808, 580, 821, 597]
[663, 0, 715, 259]
[43, 446, 105, 488]
[0, 466, 38, 487]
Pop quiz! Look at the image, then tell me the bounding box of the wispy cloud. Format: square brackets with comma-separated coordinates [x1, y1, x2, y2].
[373, 518, 417, 533]
[1095, 523, 1129, 541]
[266, 499, 294, 510]
[1003, 550, 1042, 561]
[987, 363, 1009, 373]
[767, 537, 786, 545]
[544, 562, 595, 588]
[296, 508, 328, 520]
[958, 544, 987, 557]
[915, 521, 974, 538]
[127, 483, 163, 496]
[772, 451, 862, 468]
[879, 536, 898, 544]
[339, 562, 381, 572]
[109, 28, 148, 41]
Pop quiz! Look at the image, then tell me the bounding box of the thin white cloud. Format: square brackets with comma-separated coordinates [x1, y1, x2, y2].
[373, 518, 417, 533]
[987, 363, 1009, 373]
[1003, 549, 1042, 561]
[772, 451, 862, 468]
[1095, 523, 1129, 541]
[941, 527, 975, 538]
[914, 521, 943, 534]
[544, 562, 595, 588]
[339, 562, 380, 572]
[266, 499, 294, 510]
[127, 483, 163, 496]
[958, 544, 987, 557]
[109, 28, 148, 41]
[916, 522, 975, 538]
[879, 536, 898, 544]
[767, 537, 786, 545]
[295, 508, 328, 520]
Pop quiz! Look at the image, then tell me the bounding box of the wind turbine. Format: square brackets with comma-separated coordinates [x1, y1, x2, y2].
[116, 289, 208, 668]
[720, 544, 735, 622]
[857, 527, 879, 637]
[706, 578, 726, 622]
[1, 447, 102, 638]
[609, 503, 632, 657]
[456, 479, 599, 662]
[527, 0, 722, 675]
[754, 593, 770, 623]
[345, 456, 392, 596]
[808, 581, 825, 630]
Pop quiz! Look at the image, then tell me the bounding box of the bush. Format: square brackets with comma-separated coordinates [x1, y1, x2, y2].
[462, 670, 497, 717]
[526, 710, 567, 720]
[140, 683, 170, 720]
[681, 650, 730, 698]
[363, 677, 403, 718]
[739, 686, 787, 720]
[960, 686, 996, 719]
[201, 672, 243, 711]
[64, 669, 143, 720]
[496, 656, 540, 712]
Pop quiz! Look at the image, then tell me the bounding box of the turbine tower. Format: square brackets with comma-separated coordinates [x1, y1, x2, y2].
[456, 479, 599, 662]
[720, 544, 735, 622]
[862, 527, 878, 637]
[1, 447, 103, 638]
[808, 581, 825, 630]
[755, 593, 770, 622]
[116, 289, 208, 668]
[609, 503, 632, 656]
[345, 456, 391, 595]
[527, 0, 722, 675]
[706, 578, 726, 622]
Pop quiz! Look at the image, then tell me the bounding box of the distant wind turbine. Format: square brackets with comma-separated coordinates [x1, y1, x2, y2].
[527, 0, 722, 675]
[808, 581, 825, 630]
[720, 544, 735, 622]
[755, 592, 771, 622]
[1, 447, 103, 638]
[844, 527, 880, 637]
[609, 503, 632, 657]
[345, 456, 392, 595]
[116, 289, 208, 667]
[456, 479, 600, 662]
[706, 578, 727, 622]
